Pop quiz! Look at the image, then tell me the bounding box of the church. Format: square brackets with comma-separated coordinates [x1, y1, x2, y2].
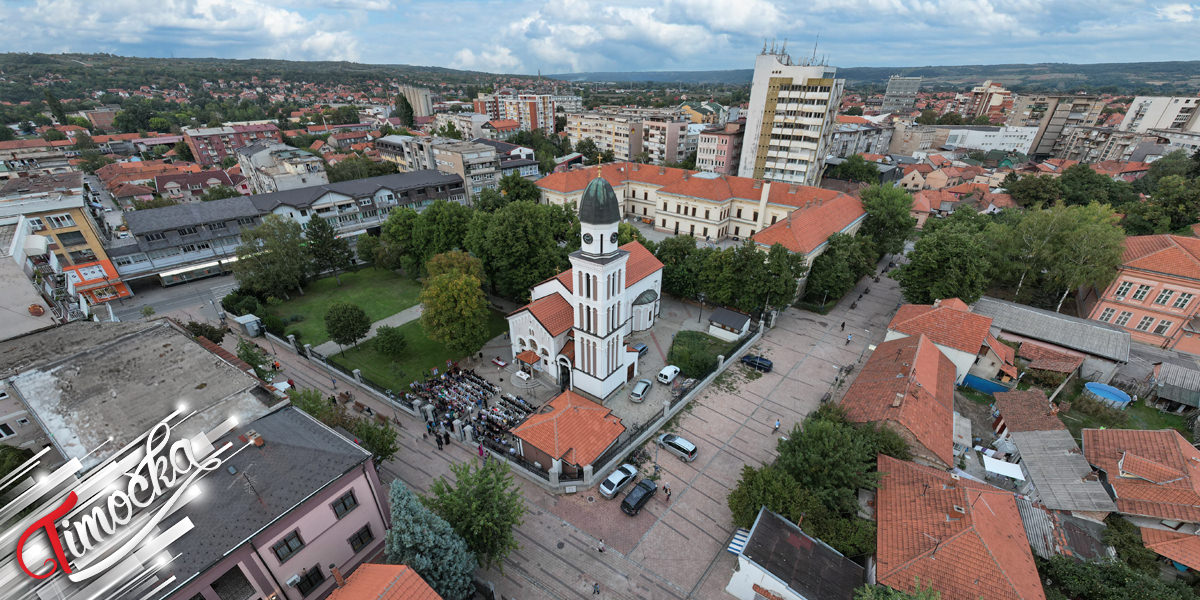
[506, 177, 664, 400]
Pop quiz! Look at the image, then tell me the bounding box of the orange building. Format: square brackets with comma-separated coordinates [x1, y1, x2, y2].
[1080, 235, 1200, 355]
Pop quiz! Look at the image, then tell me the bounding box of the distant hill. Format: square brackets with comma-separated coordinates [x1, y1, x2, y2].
[549, 61, 1200, 93]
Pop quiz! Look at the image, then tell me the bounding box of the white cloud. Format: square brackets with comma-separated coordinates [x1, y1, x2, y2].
[1157, 3, 1196, 21]
[452, 47, 522, 72]
[666, 0, 793, 36]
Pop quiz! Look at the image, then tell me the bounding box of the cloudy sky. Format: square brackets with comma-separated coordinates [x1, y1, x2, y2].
[1, 0, 1197, 74]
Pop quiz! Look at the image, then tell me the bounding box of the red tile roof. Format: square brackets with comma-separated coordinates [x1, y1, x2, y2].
[515, 350, 540, 364]
[887, 298, 993, 355]
[487, 119, 520, 131]
[1121, 235, 1200, 281]
[110, 183, 155, 198]
[876, 455, 1046, 600]
[994, 389, 1064, 433]
[511, 292, 573, 336]
[326, 564, 441, 600]
[1139, 527, 1200, 570]
[1018, 340, 1084, 373]
[153, 169, 237, 192]
[912, 189, 957, 213]
[836, 115, 871, 124]
[549, 241, 663, 294]
[842, 335, 956, 466]
[944, 182, 990, 197]
[536, 162, 690, 194]
[750, 192, 865, 254]
[987, 334, 1018, 377]
[511, 390, 625, 467]
[1083, 428, 1200, 522]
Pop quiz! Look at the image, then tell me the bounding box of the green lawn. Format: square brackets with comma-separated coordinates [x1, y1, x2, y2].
[271, 269, 421, 345]
[329, 311, 509, 392]
[667, 330, 739, 379]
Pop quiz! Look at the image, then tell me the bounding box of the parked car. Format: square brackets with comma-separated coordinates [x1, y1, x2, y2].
[631, 342, 649, 358]
[621, 479, 658, 515]
[740, 355, 774, 373]
[657, 365, 680, 384]
[657, 433, 698, 462]
[599, 463, 638, 499]
[630, 379, 652, 402]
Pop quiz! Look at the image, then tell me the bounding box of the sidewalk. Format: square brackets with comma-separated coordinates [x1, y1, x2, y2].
[311, 304, 423, 356]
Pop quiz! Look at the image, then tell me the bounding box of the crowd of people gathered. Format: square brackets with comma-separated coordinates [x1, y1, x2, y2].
[406, 366, 536, 456]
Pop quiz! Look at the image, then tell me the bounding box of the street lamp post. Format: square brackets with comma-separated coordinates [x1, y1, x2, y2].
[697, 292, 706, 323]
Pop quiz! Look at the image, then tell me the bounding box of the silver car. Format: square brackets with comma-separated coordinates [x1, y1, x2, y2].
[630, 379, 652, 402]
[657, 433, 698, 462]
[599, 463, 638, 499]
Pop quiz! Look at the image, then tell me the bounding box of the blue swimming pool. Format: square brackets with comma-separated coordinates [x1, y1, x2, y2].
[1084, 382, 1131, 409]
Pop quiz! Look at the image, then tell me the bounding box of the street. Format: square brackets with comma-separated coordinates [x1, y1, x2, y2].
[111, 275, 239, 321]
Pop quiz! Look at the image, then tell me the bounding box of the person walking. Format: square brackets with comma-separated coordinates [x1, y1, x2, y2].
[478, 443, 485, 459]
[435, 434, 444, 450]
[840, 321, 845, 331]
[846, 333, 853, 345]
[593, 582, 601, 595]
[773, 419, 781, 433]
[597, 539, 605, 553]
[664, 484, 672, 502]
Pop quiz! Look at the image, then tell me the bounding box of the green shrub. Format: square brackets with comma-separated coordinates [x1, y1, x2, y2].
[183, 320, 226, 344]
[288, 314, 305, 323]
[261, 314, 286, 337]
[666, 330, 734, 379]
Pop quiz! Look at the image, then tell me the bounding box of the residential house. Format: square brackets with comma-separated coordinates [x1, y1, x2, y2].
[155, 169, 246, 201]
[841, 335, 956, 468]
[110, 182, 156, 205]
[330, 130, 372, 150]
[483, 119, 520, 140]
[326, 564, 441, 600]
[1146, 361, 1200, 413]
[511, 390, 625, 479]
[1083, 428, 1200, 571]
[897, 163, 933, 191]
[874, 455, 1046, 600]
[725, 508, 863, 600]
[971, 296, 1129, 383]
[1079, 235, 1200, 355]
[885, 298, 1016, 384]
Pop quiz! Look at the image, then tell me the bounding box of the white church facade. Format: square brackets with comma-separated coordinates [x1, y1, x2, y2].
[507, 177, 664, 400]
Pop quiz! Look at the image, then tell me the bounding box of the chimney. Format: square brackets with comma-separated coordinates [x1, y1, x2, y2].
[246, 429, 265, 447]
[682, 171, 690, 180]
[330, 564, 346, 588]
[752, 179, 763, 189]
[892, 392, 904, 408]
[658, 166, 665, 175]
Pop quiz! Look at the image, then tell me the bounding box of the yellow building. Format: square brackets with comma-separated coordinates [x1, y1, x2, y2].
[0, 172, 110, 266]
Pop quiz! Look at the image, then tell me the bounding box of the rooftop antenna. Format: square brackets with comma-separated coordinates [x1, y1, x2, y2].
[810, 35, 820, 65]
[762, 39, 768, 54]
[781, 39, 788, 56]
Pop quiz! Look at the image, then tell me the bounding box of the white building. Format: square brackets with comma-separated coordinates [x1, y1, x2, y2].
[641, 117, 690, 165]
[397, 85, 434, 118]
[1120, 96, 1200, 133]
[738, 50, 844, 187]
[565, 113, 643, 161]
[506, 177, 663, 400]
[434, 112, 492, 139]
[553, 95, 584, 113]
[236, 142, 328, 194]
[943, 126, 1039, 154]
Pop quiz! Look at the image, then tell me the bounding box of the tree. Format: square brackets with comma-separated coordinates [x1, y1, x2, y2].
[236, 338, 272, 380]
[1151, 174, 1200, 231]
[72, 133, 96, 150]
[844, 106, 864, 116]
[140, 305, 156, 320]
[420, 272, 491, 355]
[1037, 555, 1195, 600]
[859, 185, 916, 255]
[776, 416, 882, 515]
[326, 155, 399, 182]
[632, 150, 652, 164]
[184, 320, 226, 344]
[1044, 203, 1125, 311]
[44, 90, 67, 124]
[970, 114, 993, 125]
[727, 464, 828, 529]
[232, 215, 309, 299]
[935, 112, 963, 125]
[290, 387, 353, 430]
[893, 228, 989, 304]
[575, 137, 599, 164]
[473, 187, 507, 212]
[1059, 164, 1136, 207]
[0, 126, 14, 142]
[427, 250, 485, 283]
[199, 185, 241, 202]
[375, 325, 408, 359]
[763, 243, 807, 308]
[435, 122, 464, 140]
[1002, 173, 1062, 208]
[173, 140, 193, 161]
[655, 234, 702, 299]
[324, 302, 371, 352]
[1102, 515, 1160, 575]
[599, 148, 616, 163]
[392, 94, 415, 127]
[379, 207, 421, 273]
[499, 172, 540, 203]
[804, 233, 874, 304]
[0, 446, 34, 482]
[854, 582, 942, 599]
[424, 459, 526, 571]
[411, 199, 473, 273]
[915, 110, 939, 125]
[220, 156, 237, 169]
[384, 481, 478, 600]
[132, 196, 178, 210]
[356, 233, 380, 268]
[1134, 149, 1194, 193]
[351, 418, 399, 463]
[41, 128, 67, 141]
[826, 154, 879, 183]
[77, 150, 115, 174]
[305, 217, 355, 283]
[466, 201, 565, 300]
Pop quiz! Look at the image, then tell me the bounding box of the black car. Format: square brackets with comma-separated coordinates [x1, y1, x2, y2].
[740, 355, 774, 373]
[621, 479, 657, 516]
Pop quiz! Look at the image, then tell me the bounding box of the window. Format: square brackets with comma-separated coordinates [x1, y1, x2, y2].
[57, 231, 87, 247]
[177, 227, 197, 236]
[271, 530, 305, 563]
[180, 244, 197, 253]
[348, 525, 374, 553]
[752, 211, 759, 221]
[27, 218, 44, 231]
[294, 565, 325, 597]
[331, 490, 358, 518]
[47, 213, 76, 229]
[1114, 311, 1133, 326]
[1155, 289, 1176, 305]
[1135, 316, 1155, 331]
[145, 232, 166, 242]
[771, 215, 778, 225]
[1099, 308, 1116, 322]
[209, 221, 226, 230]
[1132, 284, 1152, 301]
[238, 217, 256, 225]
[1174, 293, 1194, 309]
[736, 208, 743, 219]
[1155, 320, 1174, 335]
[0, 423, 14, 439]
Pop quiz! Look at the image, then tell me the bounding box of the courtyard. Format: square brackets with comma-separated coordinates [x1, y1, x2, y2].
[267, 268, 421, 345]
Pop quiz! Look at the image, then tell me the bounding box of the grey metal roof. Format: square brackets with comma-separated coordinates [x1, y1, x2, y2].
[125, 196, 260, 234]
[970, 297, 1130, 362]
[158, 406, 371, 599]
[1011, 430, 1117, 513]
[1016, 498, 1112, 560]
[709, 307, 750, 330]
[248, 170, 463, 211]
[579, 177, 620, 225]
[742, 508, 863, 600]
[1152, 362, 1200, 407]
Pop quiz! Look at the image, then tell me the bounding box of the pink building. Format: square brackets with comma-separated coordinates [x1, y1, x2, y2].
[184, 124, 283, 166]
[696, 122, 744, 176]
[161, 406, 390, 600]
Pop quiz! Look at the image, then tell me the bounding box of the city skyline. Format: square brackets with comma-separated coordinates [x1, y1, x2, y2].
[1, 0, 1197, 74]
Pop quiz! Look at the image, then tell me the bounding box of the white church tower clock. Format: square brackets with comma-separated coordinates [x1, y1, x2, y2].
[570, 177, 631, 399]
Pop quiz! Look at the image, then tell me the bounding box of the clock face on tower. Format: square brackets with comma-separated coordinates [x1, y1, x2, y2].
[583, 233, 594, 244]
[610, 232, 619, 244]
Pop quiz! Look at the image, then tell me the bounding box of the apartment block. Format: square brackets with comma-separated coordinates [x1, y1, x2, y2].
[1120, 96, 1200, 133]
[0, 173, 108, 267]
[183, 123, 282, 166]
[434, 111, 492, 139]
[641, 117, 690, 165]
[397, 84, 434, 118]
[966, 80, 1012, 119]
[881, 76, 921, 113]
[553, 95, 584, 113]
[944, 126, 1038, 155]
[1006, 94, 1104, 159]
[237, 142, 328, 194]
[1055, 126, 1148, 163]
[696, 122, 744, 176]
[737, 50, 845, 187]
[565, 113, 644, 161]
[475, 91, 557, 132]
[432, 141, 500, 201]
[831, 117, 894, 157]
